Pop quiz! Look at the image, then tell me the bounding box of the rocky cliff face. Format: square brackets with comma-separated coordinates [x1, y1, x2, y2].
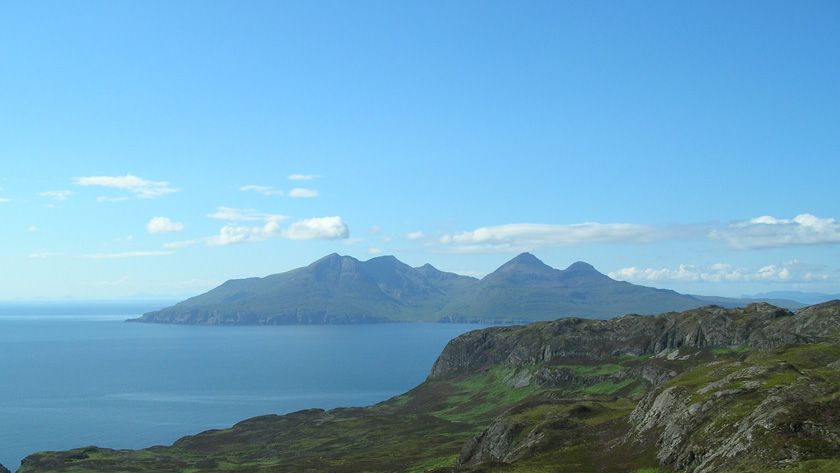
[440, 301, 840, 471]
[429, 301, 840, 381]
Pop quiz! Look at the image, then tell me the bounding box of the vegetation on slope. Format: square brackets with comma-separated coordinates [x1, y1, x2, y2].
[20, 301, 840, 473]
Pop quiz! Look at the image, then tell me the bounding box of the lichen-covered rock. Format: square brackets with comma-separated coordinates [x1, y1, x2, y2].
[627, 352, 840, 472]
[458, 415, 528, 465]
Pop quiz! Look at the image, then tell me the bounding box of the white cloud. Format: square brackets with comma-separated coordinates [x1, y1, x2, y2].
[288, 188, 320, 198]
[206, 217, 348, 246]
[438, 222, 662, 253]
[609, 260, 826, 284]
[286, 216, 349, 240]
[407, 231, 425, 240]
[39, 190, 73, 201]
[368, 247, 383, 255]
[74, 174, 178, 199]
[710, 214, 840, 249]
[207, 206, 290, 223]
[207, 222, 283, 246]
[288, 174, 320, 181]
[0, 197, 12, 202]
[80, 251, 175, 259]
[28, 226, 38, 232]
[240, 185, 284, 196]
[146, 216, 185, 234]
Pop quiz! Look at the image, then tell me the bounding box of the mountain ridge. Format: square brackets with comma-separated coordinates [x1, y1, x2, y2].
[134, 253, 708, 324]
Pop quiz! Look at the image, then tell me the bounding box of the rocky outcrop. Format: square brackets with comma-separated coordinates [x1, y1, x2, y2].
[628, 359, 840, 472]
[435, 301, 840, 471]
[0, 463, 10, 473]
[428, 301, 840, 381]
[458, 414, 528, 465]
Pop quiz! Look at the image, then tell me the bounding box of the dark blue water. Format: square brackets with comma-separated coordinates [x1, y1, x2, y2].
[0, 302, 483, 471]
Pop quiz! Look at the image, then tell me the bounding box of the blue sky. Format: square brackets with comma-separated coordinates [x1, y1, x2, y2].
[2, 1, 838, 300]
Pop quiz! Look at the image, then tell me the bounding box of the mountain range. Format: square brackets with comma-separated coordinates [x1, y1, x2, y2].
[135, 252, 713, 324]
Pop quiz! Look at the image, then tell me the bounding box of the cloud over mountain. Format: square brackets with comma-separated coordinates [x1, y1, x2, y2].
[439, 222, 664, 252]
[207, 216, 349, 246]
[710, 214, 840, 249]
[610, 260, 829, 284]
[286, 216, 349, 240]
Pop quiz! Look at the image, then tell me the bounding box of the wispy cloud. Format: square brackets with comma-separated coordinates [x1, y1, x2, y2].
[74, 174, 178, 199]
[80, 251, 175, 259]
[29, 252, 63, 258]
[288, 174, 320, 181]
[425, 214, 840, 254]
[436, 222, 666, 253]
[710, 214, 840, 249]
[609, 260, 829, 284]
[163, 239, 200, 248]
[39, 190, 73, 201]
[97, 196, 131, 202]
[240, 185, 284, 196]
[207, 206, 290, 223]
[288, 188, 319, 198]
[146, 216, 184, 234]
[0, 197, 11, 202]
[94, 276, 131, 287]
[207, 216, 349, 246]
[406, 231, 425, 240]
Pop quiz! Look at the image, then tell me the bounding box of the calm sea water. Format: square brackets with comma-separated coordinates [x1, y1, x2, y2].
[0, 302, 484, 471]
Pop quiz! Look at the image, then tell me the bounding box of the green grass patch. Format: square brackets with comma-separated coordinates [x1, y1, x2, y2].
[582, 378, 635, 395]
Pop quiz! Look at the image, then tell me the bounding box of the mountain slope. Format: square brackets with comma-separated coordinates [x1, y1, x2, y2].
[135, 254, 476, 324]
[135, 253, 708, 324]
[22, 301, 840, 473]
[438, 253, 704, 322]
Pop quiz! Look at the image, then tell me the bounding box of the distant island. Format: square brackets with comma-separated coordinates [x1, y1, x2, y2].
[133, 252, 722, 325]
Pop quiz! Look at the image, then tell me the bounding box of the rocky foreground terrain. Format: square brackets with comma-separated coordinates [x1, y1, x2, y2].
[19, 301, 840, 473]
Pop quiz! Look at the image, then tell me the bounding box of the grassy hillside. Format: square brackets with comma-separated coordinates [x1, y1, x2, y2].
[20, 301, 840, 473]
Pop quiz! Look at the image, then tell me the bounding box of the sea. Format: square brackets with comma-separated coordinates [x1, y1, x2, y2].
[0, 301, 486, 471]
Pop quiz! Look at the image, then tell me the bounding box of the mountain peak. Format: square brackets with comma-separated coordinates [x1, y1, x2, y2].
[498, 252, 551, 269]
[488, 253, 557, 280]
[564, 261, 598, 273]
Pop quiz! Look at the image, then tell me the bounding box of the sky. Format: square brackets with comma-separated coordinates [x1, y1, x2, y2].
[1, 1, 838, 301]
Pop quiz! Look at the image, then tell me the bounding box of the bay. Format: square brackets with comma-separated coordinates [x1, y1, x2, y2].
[0, 302, 484, 470]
